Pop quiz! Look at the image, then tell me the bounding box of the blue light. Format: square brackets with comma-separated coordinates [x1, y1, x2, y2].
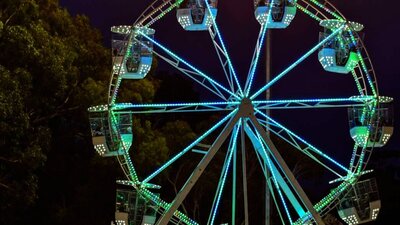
[254, 108, 349, 173]
[250, 24, 345, 100]
[209, 122, 240, 225]
[205, 1, 244, 97]
[142, 109, 238, 183]
[138, 30, 240, 100]
[245, 0, 278, 97]
[113, 101, 239, 110]
[248, 121, 294, 224]
[253, 96, 374, 104]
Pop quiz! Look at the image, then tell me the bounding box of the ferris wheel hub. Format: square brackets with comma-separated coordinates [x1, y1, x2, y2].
[238, 98, 254, 117]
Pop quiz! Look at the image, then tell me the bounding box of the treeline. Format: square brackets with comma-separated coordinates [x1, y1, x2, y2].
[0, 0, 134, 224]
[0, 1, 206, 225]
[0, 0, 111, 224]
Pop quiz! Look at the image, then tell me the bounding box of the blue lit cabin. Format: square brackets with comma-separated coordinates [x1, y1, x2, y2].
[111, 26, 154, 79]
[318, 20, 364, 74]
[254, 0, 296, 28]
[176, 0, 218, 31]
[338, 178, 380, 225]
[348, 97, 394, 148]
[115, 189, 158, 225]
[88, 106, 133, 157]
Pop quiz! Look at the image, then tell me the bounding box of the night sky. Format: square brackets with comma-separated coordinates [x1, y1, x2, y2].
[59, 0, 399, 223]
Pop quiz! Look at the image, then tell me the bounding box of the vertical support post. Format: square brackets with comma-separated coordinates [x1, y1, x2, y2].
[265, 30, 271, 225]
[232, 132, 237, 225]
[241, 120, 249, 225]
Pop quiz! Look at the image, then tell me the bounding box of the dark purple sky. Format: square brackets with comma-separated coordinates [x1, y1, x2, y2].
[59, 0, 400, 152]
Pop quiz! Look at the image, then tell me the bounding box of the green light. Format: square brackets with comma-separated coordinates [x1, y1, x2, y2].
[345, 52, 360, 71]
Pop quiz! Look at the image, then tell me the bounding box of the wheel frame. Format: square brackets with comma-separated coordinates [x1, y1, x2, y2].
[99, 1, 386, 224]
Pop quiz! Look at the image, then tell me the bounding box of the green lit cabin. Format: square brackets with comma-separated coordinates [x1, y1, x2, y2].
[318, 20, 363, 74]
[254, 0, 296, 28]
[348, 98, 394, 148]
[111, 26, 154, 79]
[176, 0, 218, 31]
[88, 106, 133, 157]
[337, 178, 380, 225]
[115, 189, 158, 225]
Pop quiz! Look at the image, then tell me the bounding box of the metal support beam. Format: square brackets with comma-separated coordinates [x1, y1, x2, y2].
[241, 120, 249, 225]
[265, 29, 271, 225]
[248, 114, 326, 225]
[156, 110, 242, 225]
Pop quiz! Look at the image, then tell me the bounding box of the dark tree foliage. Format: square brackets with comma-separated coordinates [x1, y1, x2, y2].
[0, 0, 111, 224]
[0, 1, 200, 225]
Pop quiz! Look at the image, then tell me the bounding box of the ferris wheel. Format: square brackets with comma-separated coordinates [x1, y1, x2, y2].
[88, 0, 394, 224]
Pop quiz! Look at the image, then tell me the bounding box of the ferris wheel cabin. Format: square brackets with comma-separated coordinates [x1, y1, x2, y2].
[337, 178, 381, 225]
[254, 0, 296, 28]
[111, 26, 155, 79]
[114, 189, 158, 225]
[348, 97, 394, 148]
[88, 105, 133, 157]
[318, 20, 364, 74]
[176, 0, 218, 31]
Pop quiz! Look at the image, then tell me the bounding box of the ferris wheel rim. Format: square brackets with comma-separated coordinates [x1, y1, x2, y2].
[106, 1, 383, 224]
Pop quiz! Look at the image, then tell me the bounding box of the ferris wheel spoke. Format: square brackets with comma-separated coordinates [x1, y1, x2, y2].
[208, 122, 240, 225]
[243, 121, 302, 223]
[142, 109, 238, 184]
[112, 101, 239, 114]
[152, 50, 229, 101]
[156, 110, 242, 225]
[253, 96, 374, 110]
[250, 24, 346, 100]
[268, 180, 288, 225]
[246, 114, 325, 224]
[258, 117, 345, 178]
[208, 28, 233, 92]
[137, 32, 240, 101]
[205, 1, 244, 96]
[244, 22, 269, 97]
[254, 108, 349, 175]
[249, 141, 288, 225]
[244, 0, 283, 98]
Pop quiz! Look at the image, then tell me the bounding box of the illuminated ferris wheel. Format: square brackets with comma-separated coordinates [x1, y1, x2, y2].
[88, 0, 394, 224]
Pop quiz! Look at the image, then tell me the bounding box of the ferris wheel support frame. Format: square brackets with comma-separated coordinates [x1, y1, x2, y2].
[94, 0, 390, 224]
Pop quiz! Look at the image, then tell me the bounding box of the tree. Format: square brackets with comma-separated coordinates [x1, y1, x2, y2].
[0, 0, 110, 224]
[0, 65, 50, 224]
